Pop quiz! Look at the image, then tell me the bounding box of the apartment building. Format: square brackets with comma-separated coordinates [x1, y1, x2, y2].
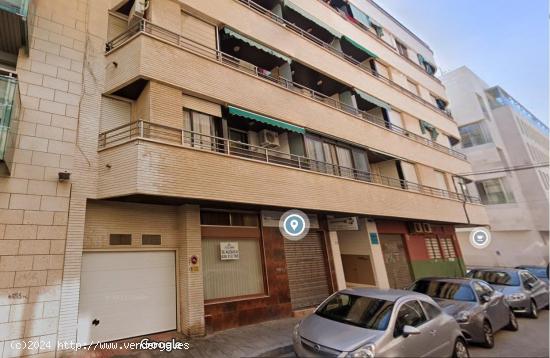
[442, 67, 549, 267]
[0, 0, 488, 354]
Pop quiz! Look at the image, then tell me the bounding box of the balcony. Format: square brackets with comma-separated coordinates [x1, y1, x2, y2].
[0, 0, 31, 57]
[104, 20, 469, 170]
[96, 120, 487, 225]
[0, 72, 20, 174]
[236, 0, 451, 119]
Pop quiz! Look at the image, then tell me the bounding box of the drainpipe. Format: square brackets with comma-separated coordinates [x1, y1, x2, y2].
[452, 175, 470, 225]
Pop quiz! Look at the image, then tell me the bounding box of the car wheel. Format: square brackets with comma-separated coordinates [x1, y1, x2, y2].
[481, 321, 494, 348]
[505, 310, 519, 331]
[453, 338, 470, 358]
[529, 300, 538, 319]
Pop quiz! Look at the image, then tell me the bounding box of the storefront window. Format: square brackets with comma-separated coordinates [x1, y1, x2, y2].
[202, 238, 264, 300]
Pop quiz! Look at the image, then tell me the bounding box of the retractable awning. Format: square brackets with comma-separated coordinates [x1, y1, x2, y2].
[222, 27, 291, 63]
[354, 89, 391, 111]
[348, 3, 371, 29]
[283, 0, 342, 38]
[228, 106, 305, 134]
[341, 36, 378, 59]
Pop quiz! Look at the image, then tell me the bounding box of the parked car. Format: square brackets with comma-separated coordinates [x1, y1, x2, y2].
[467, 268, 549, 318]
[515, 265, 549, 285]
[408, 277, 518, 348]
[292, 288, 469, 357]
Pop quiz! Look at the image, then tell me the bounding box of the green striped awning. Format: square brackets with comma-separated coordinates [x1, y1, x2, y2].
[348, 3, 371, 29]
[354, 89, 391, 111]
[228, 106, 305, 134]
[341, 36, 378, 58]
[222, 27, 291, 63]
[284, 0, 342, 38]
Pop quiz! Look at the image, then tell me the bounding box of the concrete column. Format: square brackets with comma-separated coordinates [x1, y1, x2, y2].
[328, 231, 346, 290]
[177, 204, 205, 336]
[365, 219, 390, 289]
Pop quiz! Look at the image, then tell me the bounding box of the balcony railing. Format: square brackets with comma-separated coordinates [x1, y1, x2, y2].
[105, 19, 467, 161]
[235, 0, 452, 119]
[0, 73, 20, 161]
[98, 120, 481, 204]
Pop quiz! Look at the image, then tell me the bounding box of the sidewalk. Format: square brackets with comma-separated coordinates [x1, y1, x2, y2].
[68, 317, 300, 358]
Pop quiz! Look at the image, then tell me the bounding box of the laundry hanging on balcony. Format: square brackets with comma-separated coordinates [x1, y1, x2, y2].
[353, 89, 391, 111]
[228, 106, 305, 134]
[283, 0, 342, 38]
[222, 27, 291, 63]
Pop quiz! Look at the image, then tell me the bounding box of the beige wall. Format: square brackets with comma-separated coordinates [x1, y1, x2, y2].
[98, 140, 488, 225]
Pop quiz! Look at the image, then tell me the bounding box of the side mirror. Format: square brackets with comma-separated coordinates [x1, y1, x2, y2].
[403, 325, 421, 337]
[480, 294, 490, 303]
[526, 282, 535, 290]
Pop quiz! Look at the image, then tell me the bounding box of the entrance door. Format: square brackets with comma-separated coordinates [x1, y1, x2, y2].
[77, 251, 177, 344]
[284, 231, 331, 310]
[379, 234, 413, 289]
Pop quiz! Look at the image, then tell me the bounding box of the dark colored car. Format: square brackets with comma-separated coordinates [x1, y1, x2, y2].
[516, 265, 549, 285]
[409, 277, 517, 348]
[467, 268, 549, 318]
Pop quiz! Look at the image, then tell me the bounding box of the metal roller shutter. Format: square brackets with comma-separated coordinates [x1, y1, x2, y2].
[379, 234, 413, 289]
[284, 231, 331, 310]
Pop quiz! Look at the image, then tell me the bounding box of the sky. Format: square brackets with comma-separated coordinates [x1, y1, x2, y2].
[376, 0, 549, 124]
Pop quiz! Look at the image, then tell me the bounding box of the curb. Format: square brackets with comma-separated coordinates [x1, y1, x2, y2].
[255, 344, 294, 357]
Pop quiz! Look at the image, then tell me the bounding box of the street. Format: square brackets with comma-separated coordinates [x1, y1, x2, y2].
[469, 311, 549, 358]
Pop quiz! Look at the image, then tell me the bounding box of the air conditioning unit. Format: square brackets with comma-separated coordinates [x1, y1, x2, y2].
[128, 0, 149, 25]
[422, 223, 433, 233]
[259, 129, 280, 148]
[408, 222, 424, 234]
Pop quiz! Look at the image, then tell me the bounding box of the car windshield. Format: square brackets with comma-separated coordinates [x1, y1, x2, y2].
[316, 293, 394, 330]
[471, 271, 520, 286]
[410, 280, 476, 302]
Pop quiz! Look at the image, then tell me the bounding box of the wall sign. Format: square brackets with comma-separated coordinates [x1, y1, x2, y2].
[369, 232, 379, 245]
[220, 242, 239, 260]
[327, 216, 359, 231]
[190, 255, 199, 272]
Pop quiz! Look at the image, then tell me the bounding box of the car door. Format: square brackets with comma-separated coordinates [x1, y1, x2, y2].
[522, 271, 549, 308]
[390, 299, 439, 357]
[474, 281, 508, 329]
[419, 301, 453, 356]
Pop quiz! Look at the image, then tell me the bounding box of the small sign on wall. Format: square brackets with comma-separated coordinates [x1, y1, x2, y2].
[327, 216, 359, 231]
[220, 242, 239, 260]
[369, 232, 379, 245]
[261, 210, 319, 229]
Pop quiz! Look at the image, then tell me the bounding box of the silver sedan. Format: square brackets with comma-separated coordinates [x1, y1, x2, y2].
[408, 277, 518, 348]
[292, 288, 469, 357]
[467, 268, 550, 318]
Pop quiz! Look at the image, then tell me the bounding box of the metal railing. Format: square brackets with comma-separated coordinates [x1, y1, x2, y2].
[235, 0, 452, 119]
[105, 19, 467, 161]
[98, 120, 481, 204]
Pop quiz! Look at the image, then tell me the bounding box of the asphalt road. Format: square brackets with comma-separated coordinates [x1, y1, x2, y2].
[469, 310, 549, 358]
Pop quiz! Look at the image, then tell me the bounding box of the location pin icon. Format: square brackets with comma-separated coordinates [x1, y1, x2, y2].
[290, 219, 299, 231]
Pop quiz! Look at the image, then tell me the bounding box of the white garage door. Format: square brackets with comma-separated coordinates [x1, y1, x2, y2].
[77, 251, 177, 344]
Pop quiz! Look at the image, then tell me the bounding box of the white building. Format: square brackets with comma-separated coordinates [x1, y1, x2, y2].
[442, 66, 549, 267]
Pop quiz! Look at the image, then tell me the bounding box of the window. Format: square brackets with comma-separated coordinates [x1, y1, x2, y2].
[142, 234, 161, 245]
[396, 40, 408, 57]
[476, 178, 516, 205]
[316, 293, 394, 330]
[421, 302, 441, 319]
[109, 234, 131, 245]
[425, 237, 442, 259]
[202, 237, 265, 300]
[459, 121, 493, 148]
[540, 171, 550, 190]
[183, 109, 221, 150]
[424, 62, 436, 76]
[476, 94, 491, 120]
[439, 237, 456, 259]
[201, 210, 259, 227]
[411, 280, 476, 302]
[394, 301, 427, 337]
